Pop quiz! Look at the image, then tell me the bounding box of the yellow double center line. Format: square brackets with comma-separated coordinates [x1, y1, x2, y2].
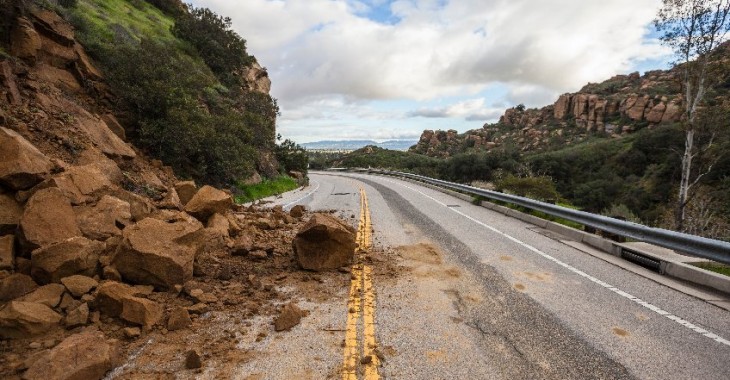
[343, 187, 380, 380]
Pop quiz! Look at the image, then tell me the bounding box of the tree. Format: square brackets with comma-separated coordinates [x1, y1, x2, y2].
[654, 0, 730, 231]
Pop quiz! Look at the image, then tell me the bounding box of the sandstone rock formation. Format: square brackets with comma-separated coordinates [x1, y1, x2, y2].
[293, 213, 357, 271]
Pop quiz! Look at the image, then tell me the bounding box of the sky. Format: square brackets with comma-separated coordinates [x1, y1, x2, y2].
[188, 0, 672, 143]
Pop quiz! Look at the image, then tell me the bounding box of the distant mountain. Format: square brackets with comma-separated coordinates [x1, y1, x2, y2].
[301, 140, 417, 151]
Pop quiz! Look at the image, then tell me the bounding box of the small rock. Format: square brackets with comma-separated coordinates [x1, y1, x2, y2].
[249, 250, 268, 260]
[120, 296, 163, 328]
[64, 302, 89, 328]
[274, 303, 306, 332]
[289, 205, 306, 218]
[102, 266, 122, 281]
[60, 275, 98, 297]
[123, 327, 141, 339]
[29, 341, 41, 349]
[361, 355, 373, 364]
[167, 307, 192, 331]
[185, 349, 203, 369]
[186, 303, 209, 315]
[174, 181, 197, 206]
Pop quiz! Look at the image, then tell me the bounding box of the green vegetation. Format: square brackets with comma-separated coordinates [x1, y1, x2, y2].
[68, 0, 176, 55]
[60, 0, 291, 187]
[689, 262, 730, 277]
[275, 138, 308, 176]
[495, 175, 559, 202]
[235, 176, 299, 204]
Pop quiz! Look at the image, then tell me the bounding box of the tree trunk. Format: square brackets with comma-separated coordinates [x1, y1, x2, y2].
[675, 127, 695, 231]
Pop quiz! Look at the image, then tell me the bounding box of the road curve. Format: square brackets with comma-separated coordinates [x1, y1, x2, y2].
[270, 171, 730, 379]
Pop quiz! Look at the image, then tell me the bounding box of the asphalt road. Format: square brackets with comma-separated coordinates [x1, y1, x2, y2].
[267, 171, 730, 379]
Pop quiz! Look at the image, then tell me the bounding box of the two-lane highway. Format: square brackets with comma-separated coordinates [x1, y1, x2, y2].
[267, 171, 730, 379]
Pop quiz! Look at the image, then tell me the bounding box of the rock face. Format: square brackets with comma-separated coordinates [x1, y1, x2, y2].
[242, 61, 271, 94]
[292, 213, 356, 271]
[31, 236, 103, 284]
[23, 328, 118, 380]
[0, 301, 62, 338]
[0, 127, 53, 190]
[20, 187, 81, 251]
[112, 217, 204, 289]
[184, 185, 232, 221]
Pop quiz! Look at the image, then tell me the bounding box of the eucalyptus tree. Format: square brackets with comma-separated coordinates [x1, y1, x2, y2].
[655, 0, 730, 231]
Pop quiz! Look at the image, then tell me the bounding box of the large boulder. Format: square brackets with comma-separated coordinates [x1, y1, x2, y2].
[0, 273, 38, 302]
[292, 213, 357, 271]
[0, 301, 61, 338]
[0, 193, 23, 234]
[112, 216, 204, 289]
[31, 236, 103, 284]
[23, 328, 119, 380]
[184, 185, 232, 221]
[0, 127, 53, 190]
[20, 187, 81, 252]
[75, 195, 131, 240]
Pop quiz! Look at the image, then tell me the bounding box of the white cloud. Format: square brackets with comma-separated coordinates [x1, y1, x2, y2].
[189, 0, 671, 141]
[408, 98, 504, 121]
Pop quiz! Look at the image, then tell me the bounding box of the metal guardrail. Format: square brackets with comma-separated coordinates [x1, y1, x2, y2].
[350, 168, 730, 265]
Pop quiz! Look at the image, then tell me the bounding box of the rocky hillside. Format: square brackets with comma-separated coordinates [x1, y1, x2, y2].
[410, 42, 729, 158]
[0, 2, 350, 378]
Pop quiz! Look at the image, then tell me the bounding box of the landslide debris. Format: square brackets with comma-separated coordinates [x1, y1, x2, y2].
[0, 4, 353, 379]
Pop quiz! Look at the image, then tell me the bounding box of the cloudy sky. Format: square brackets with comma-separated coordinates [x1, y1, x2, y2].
[189, 0, 671, 143]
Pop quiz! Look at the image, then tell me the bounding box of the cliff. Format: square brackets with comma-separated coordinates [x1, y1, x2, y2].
[410, 47, 730, 157]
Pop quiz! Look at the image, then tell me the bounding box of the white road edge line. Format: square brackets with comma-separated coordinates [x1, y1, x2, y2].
[373, 175, 730, 347]
[283, 180, 320, 209]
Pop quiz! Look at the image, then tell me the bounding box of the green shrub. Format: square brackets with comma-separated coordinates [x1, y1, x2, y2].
[172, 5, 254, 86]
[275, 138, 308, 175]
[495, 175, 560, 202]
